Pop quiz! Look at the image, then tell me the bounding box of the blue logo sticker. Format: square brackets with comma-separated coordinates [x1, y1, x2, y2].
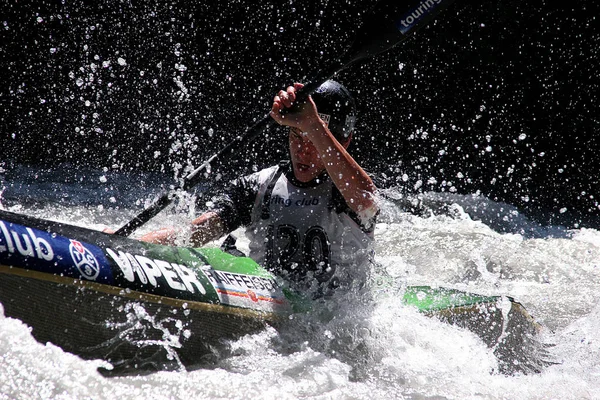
[0, 219, 113, 283]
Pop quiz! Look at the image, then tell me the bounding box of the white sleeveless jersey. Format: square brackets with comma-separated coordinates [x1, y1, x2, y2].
[213, 164, 376, 290]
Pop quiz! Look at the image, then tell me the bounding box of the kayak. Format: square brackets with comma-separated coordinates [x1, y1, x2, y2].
[0, 209, 546, 376]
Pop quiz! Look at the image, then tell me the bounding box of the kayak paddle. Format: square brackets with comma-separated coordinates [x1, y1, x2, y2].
[115, 0, 457, 236]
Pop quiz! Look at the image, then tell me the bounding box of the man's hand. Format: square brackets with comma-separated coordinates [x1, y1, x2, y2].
[270, 83, 323, 134]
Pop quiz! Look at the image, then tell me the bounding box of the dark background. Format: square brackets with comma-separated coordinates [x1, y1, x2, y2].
[2, 0, 599, 228]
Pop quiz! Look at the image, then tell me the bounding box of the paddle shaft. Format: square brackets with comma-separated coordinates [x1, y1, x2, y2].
[115, 0, 456, 237]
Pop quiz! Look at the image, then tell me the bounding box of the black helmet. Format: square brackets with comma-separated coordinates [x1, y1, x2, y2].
[311, 80, 357, 143]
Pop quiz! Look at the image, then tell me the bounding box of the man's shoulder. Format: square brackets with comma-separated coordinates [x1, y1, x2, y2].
[229, 164, 280, 188]
[256, 164, 282, 179]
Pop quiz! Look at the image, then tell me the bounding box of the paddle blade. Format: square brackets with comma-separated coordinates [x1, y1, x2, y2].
[343, 0, 457, 65]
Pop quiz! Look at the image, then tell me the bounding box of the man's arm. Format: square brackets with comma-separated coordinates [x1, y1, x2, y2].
[302, 118, 378, 217]
[138, 171, 259, 246]
[139, 211, 226, 247]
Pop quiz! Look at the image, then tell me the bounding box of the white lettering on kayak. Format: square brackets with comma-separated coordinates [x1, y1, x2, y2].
[0, 221, 54, 261]
[135, 255, 163, 287]
[105, 248, 143, 283]
[154, 259, 186, 291]
[171, 262, 207, 294]
[106, 248, 206, 294]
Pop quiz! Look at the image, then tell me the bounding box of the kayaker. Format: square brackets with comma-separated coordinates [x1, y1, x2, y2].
[141, 80, 379, 295]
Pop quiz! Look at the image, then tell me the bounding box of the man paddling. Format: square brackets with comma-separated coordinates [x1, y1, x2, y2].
[140, 80, 379, 295]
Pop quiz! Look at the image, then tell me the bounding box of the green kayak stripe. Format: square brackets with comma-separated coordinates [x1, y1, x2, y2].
[403, 285, 501, 312]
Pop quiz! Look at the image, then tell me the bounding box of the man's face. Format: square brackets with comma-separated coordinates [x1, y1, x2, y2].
[288, 127, 325, 182]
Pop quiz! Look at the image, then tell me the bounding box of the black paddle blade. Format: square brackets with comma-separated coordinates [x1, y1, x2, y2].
[342, 0, 457, 66]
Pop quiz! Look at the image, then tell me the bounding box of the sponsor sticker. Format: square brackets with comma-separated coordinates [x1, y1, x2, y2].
[69, 240, 101, 280]
[201, 267, 285, 309]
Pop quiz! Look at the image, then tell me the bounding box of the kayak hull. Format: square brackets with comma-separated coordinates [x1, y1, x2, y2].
[0, 272, 267, 375]
[404, 286, 546, 374]
[0, 210, 547, 375]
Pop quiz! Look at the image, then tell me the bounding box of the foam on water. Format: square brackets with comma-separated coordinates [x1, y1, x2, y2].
[1, 174, 600, 399]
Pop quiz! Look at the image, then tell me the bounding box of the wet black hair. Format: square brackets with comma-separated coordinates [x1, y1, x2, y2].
[311, 80, 357, 143]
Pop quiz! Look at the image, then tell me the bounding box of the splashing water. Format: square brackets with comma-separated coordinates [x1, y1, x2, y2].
[1, 167, 600, 399]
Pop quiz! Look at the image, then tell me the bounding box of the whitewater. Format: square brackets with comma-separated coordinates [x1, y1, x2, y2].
[1, 165, 600, 400]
